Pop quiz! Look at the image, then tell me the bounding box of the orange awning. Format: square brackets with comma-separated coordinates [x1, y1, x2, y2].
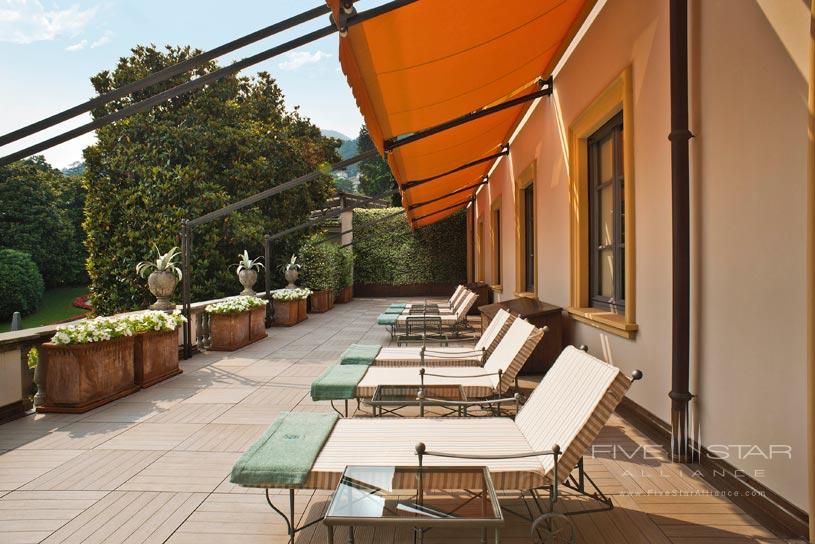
[331, 0, 595, 226]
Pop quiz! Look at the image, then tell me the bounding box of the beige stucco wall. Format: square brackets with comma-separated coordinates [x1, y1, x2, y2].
[474, 0, 809, 509]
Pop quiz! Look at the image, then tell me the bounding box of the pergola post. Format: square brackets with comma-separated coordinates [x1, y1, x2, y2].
[264, 234, 273, 327]
[180, 220, 193, 360]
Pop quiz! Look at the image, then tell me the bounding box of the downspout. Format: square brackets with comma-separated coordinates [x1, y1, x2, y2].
[806, 1, 815, 540]
[668, 0, 694, 463]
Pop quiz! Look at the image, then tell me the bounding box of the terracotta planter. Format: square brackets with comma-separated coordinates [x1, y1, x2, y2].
[134, 329, 181, 388]
[209, 310, 251, 351]
[249, 307, 267, 342]
[209, 307, 267, 350]
[273, 299, 300, 327]
[335, 285, 353, 304]
[298, 298, 308, 321]
[37, 336, 138, 413]
[309, 289, 334, 313]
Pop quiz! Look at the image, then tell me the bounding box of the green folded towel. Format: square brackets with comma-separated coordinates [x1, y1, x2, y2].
[383, 307, 406, 314]
[387, 303, 406, 310]
[377, 313, 399, 325]
[340, 344, 381, 365]
[230, 411, 339, 487]
[311, 364, 368, 401]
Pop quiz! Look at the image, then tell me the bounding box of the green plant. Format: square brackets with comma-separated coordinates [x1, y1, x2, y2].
[281, 254, 301, 273]
[338, 246, 354, 288]
[27, 347, 39, 370]
[234, 250, 265, 273]
[298, 233, 340, 292]
[83, 44, 339, 315]
[136, 245, 183, 280]
[352, 208, 466, 286]
[205, 295, 268, 314]
[0, 249, 45, 320]
[271, 287, 312, 301]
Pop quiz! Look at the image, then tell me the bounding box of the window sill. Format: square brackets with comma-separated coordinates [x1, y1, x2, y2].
[490, 284, 503, 293]
[514, 291, 537, 299]
[567, 307, 638, 339]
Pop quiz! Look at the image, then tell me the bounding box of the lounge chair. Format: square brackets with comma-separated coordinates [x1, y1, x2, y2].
[346, 309, 516, 367]
[378, 290, 479, 338]
[311, 318, 545, 414]
[230, 346, 643, 543]
[404, 284, 467, 312]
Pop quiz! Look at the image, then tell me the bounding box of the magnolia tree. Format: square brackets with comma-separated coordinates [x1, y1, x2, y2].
[83, 45, 340, 314]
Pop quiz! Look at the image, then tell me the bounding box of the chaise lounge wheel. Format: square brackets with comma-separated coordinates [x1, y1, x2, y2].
[531, 512, 575, 544]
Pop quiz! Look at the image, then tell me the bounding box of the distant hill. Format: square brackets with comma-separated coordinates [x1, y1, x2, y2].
[321, 128, 359, 177]
[61, 161, 85, 177]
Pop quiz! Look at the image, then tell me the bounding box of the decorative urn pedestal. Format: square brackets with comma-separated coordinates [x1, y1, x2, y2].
[134, 329, 181, 388]
[238, 269, 258, 296]
[209, 308, 267, 351]
[148, 270, 177, 310]
[309, 289, 334, 313]
[37, 336, 138, 413]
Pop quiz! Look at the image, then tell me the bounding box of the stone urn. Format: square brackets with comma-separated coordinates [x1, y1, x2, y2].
[147, 270, 177, 310]
[238, 268, 258, 296]
[284, 267, 300, 289]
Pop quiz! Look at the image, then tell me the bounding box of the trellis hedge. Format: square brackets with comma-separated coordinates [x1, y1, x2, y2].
[352, 208, 466, 287]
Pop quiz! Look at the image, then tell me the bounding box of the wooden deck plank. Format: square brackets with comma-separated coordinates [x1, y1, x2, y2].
[21, 450, 165, 491]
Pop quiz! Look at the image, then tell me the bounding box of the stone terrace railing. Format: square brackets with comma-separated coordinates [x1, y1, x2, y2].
[0, 293, 268, 423]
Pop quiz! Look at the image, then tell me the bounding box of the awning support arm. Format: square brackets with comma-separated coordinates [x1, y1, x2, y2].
[401, 147, 509, 191]
[412, 198, 472, 223]
[384, 78, 552, 152]
[407, 177, 489, 211]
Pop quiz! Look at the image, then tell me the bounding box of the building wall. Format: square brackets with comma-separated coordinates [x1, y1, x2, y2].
[474, 0, 809, 509]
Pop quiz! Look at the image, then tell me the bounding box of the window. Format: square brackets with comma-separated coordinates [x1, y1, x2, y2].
[514, 163, 536, 296]
[491, 202, 501, 288]
[476, 218, 485, 281]
[588, 111, 624, 311]
[567, 67, 637, 338]
[523, 184, 535, 293]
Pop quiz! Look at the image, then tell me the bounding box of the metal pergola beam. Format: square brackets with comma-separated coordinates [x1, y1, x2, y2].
[407, 177, 488, 211]
[188, 149, 377, 227]
[0, 4, 332, 148]
[0, 0, 420, 167]
[384, 78, 552, 152]
[400, 147, 508, 191]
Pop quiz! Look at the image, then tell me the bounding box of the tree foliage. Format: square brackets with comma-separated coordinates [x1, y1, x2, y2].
[356, 126, 400, 206]
[352, 208, 466, 285]
[83, 45, 340, 314]
[0, 249, 44, 320]
[0, 157, 87, 287]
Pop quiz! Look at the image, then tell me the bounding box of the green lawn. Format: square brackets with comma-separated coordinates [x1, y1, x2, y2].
[0, 286, 89, 333]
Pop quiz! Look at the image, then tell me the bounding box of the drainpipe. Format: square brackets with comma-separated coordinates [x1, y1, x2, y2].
[668, 0, 694, 463]
[806, 1, 815, 539]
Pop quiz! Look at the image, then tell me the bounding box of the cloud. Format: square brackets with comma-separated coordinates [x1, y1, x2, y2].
[65, 38, 85, 51]
[277, 50, 331, 71]
[0, 0, 97, 44]
[90, 28, 111, 48]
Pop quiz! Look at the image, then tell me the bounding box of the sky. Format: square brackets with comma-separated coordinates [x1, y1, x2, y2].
[0, 0, 369, 168]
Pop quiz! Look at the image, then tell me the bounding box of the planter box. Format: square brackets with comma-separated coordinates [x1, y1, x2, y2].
[335, 285, 353, 304]
[298, 298, 308, 321]
[209, 308, 267, 350]
[249, 307, 268, 342]
[309, 289, 334, 313]
[273, 300, 300, 327]
[37, 336, 138, 413]
[134, 330, 181, 388]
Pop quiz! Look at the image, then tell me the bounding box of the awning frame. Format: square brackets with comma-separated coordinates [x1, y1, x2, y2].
[401, 146, 509, 191]
[407, 176, 489, 211]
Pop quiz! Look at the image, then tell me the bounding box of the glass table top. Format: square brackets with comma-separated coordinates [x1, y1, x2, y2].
[325, 465, 502, 522]
[371, 384, 466, 403]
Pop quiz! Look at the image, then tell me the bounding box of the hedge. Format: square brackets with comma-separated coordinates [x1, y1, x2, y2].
[0, 249, 45, 320]
[299, 233, 341, 292]
[352, 208, 466, 285]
